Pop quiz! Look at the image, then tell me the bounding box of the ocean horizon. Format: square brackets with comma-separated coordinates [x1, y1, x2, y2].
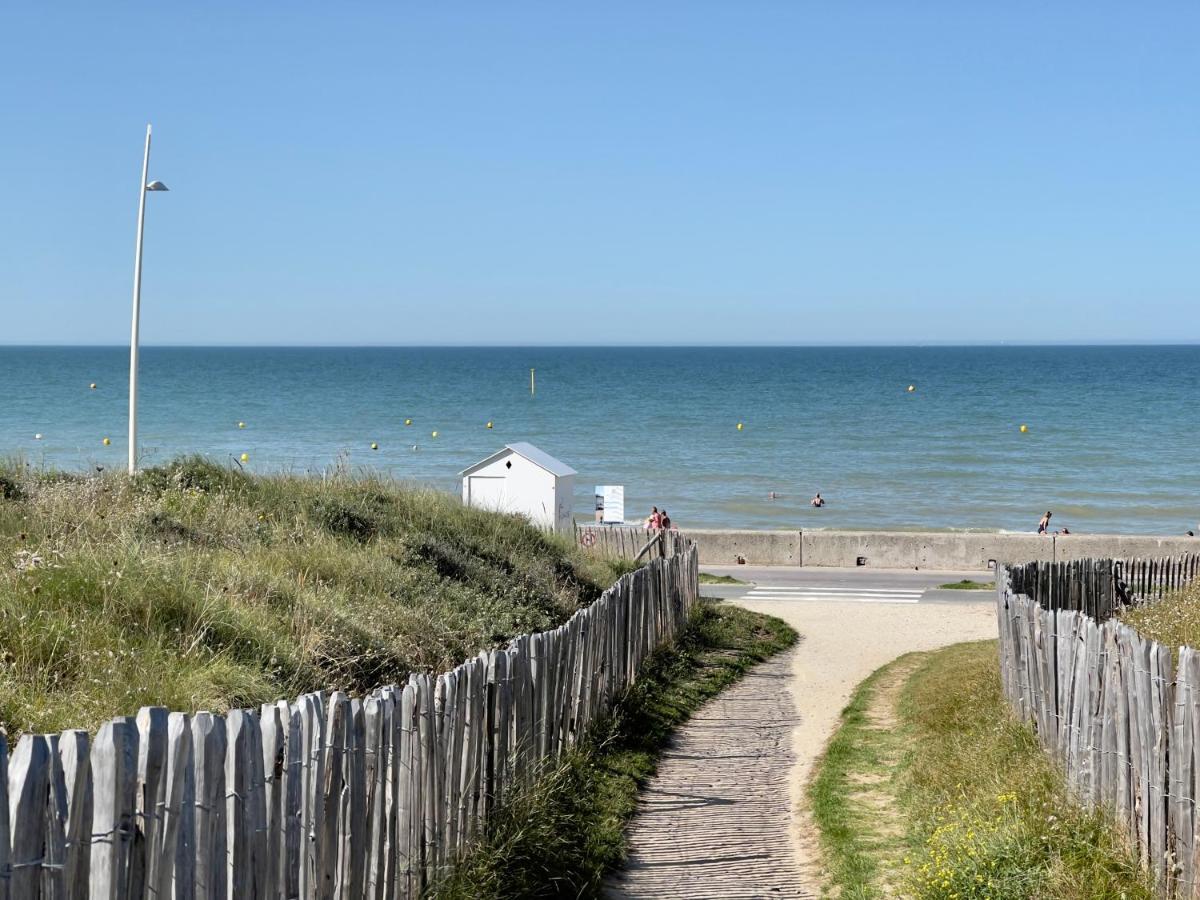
[3, 344, 1197, 536]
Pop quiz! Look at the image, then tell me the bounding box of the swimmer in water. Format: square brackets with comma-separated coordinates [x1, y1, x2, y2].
[811, 493, 825, 508]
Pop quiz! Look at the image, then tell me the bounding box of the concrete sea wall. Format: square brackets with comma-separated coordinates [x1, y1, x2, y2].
[682, 528, 1197, 570]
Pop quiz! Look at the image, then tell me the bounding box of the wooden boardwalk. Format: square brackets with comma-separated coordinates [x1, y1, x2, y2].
[605, 648, 811, 898]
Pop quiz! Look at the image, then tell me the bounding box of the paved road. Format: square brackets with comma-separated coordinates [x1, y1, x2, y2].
[700, 564, 994, 605]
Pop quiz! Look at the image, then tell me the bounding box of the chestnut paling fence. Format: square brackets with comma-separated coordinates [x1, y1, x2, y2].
[0, 533, 698, 899]
[997, 554, 1200, 896]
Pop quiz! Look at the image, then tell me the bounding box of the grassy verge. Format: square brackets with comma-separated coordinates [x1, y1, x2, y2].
[698, 572, 747, 585]
[0, 456, 627, 734]
[811, 641, 1154, 899]
[936, 579, 995, 590]
[429, 600, 797, 899]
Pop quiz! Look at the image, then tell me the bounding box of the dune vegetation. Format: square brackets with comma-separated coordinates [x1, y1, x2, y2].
[810, 641, 1152, 899]
[0, 456, 627, 736]
[1119, 578, 1200, 653]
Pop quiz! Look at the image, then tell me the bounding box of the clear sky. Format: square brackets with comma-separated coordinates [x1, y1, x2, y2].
[3, 3, 1197, 345]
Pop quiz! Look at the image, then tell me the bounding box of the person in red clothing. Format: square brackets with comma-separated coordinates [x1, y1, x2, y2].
[645, 506, 662, 530]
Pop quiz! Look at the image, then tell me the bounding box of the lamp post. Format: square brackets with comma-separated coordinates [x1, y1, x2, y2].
[128, 123, 169, 475]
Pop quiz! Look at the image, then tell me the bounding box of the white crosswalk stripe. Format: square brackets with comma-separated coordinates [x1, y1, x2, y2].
[742, 584, 923, 604]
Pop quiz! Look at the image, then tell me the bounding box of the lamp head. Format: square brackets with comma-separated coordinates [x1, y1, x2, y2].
[146, 181, 169, 192]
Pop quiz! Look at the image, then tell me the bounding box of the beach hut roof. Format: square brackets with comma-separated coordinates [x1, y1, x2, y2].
[459, 442, 577, 478]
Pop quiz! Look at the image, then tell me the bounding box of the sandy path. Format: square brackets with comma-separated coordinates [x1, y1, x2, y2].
[735, 597, 998, 889]
[606, 595, 998, 897]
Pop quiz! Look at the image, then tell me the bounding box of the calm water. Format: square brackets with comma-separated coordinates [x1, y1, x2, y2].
[1, 346, 1197, 534]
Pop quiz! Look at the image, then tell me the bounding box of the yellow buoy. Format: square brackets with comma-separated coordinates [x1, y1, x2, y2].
[431, 431, 438, 438]
[370, 442, 378, 450]
[907, 384, 915, 392]
[1020, 424, 1029, 433]
[102, 437, 111, 446]
[238, 421, 246, 429]
[404, 418, 412, 426]
[89, 383, 97, 390]
[486, 421, 493, 429]
[240, 452, 250, 462]
[736, 422, 744, 431]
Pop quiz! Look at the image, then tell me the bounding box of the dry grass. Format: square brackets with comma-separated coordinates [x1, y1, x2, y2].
[0, 456, 627, 735]
[1119, 580, 1200, 652]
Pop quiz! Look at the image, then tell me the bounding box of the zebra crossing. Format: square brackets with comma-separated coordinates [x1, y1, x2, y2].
[741, 583, 925, 604]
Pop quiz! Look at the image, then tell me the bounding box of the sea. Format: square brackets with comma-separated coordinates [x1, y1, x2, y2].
[1, 346, 1197, 535]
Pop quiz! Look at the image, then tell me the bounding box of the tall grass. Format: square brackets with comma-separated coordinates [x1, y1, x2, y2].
[1119, 579, 1200, 652]
[810, 641, 1154, 899]
[0, 456, 626, 735]
[900, 642, 1153, 899]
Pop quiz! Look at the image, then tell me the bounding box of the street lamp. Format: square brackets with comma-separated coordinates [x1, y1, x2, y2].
[128, 124, 168, 475]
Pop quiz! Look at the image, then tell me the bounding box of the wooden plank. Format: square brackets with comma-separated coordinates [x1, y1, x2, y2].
[346, 698, 367, 900]
[135, 706, 168, 900]
[190, 712, 227, 900]
[363, 695, 385, 900]
[1169, 648, 1194, 897]
[225, 708, 267, 900]
[1169, 648, 1193, 897]
[318, 692, 348, 900]
[396, 681, 416, 898]
[89, 718, 138, 900]
[297, 692, 325, 900]
[259, 703, 286, 900]
[42, 734, 70, 900]
[9, 733, 52, 900]
[58, 729, 91, 900]
[1147, 639, 1171, 890]
[157, 713, 191, 900]
[1188, 649, 1200, 898]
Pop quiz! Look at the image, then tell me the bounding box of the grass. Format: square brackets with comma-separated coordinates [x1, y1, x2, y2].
[0, 456, 630, 735]
[428, 600, 797, 899]
[1119, 579, 1200, 652]
[808, 660, 908, 894]
[811, 641, 1154, 899]
[936, 579, 996, 590]
[697, 572, 746, 585]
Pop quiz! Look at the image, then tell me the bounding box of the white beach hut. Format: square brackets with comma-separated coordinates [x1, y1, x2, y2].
[459, 442, 577, 533]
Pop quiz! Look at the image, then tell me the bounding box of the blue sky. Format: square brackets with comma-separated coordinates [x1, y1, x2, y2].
[3, 3, 1197, 345]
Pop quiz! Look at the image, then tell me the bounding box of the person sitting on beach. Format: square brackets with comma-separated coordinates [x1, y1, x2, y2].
[645, 506, 661, 530]
[811, 492, 825, 508]
[659, 510, 673, 530]
[1038, 511, 1052, 534]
